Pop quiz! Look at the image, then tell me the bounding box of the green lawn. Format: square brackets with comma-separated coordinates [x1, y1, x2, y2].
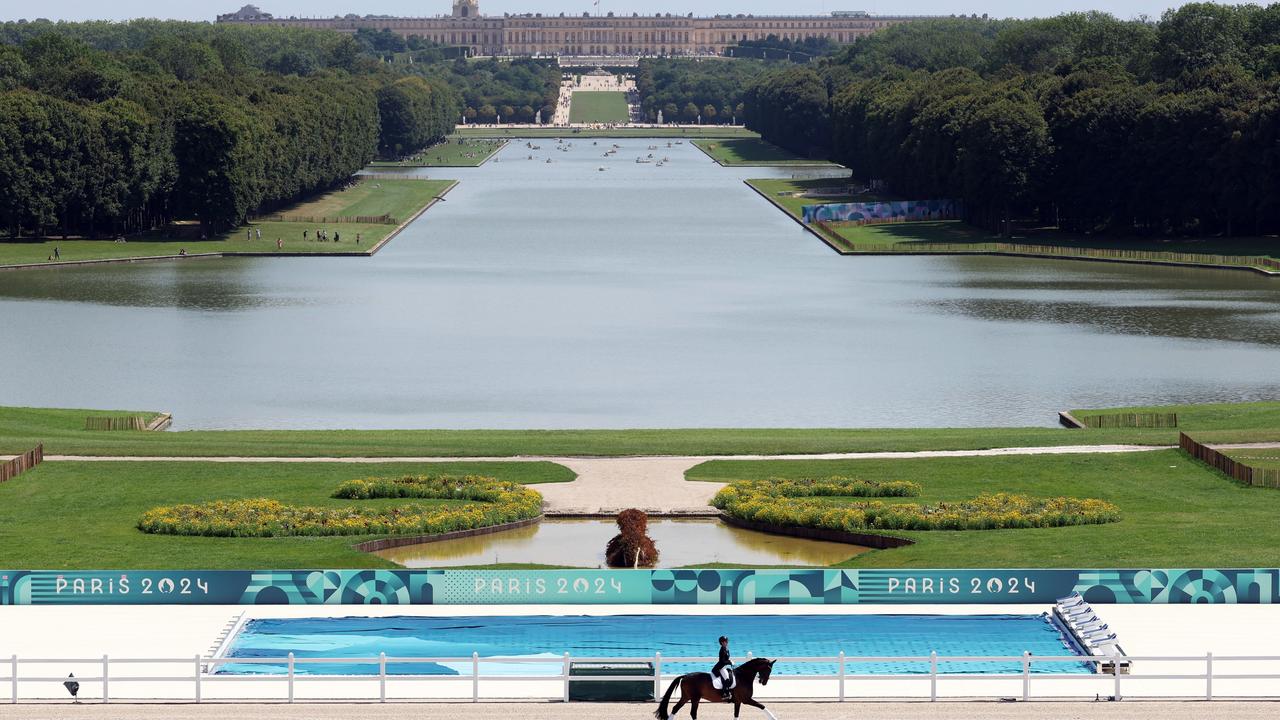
[0, 461, 574, 569]
[4, 401, 1277, 459]
[746, 178, 891, 219]
[694, 138, 835, 166]
[0, 404, 1257, 459]
[686, 449, 1280, 568]
[369, 137, 505, 167]
[0, 179, 455, 267]
[569, 92, 631, 124]
[453, 126, 757, 139]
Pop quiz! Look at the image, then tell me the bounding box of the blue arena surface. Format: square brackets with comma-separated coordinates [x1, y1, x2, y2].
[219, 614, 1092, 676]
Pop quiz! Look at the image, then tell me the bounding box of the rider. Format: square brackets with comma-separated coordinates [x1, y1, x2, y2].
[712, 636, 733, 701]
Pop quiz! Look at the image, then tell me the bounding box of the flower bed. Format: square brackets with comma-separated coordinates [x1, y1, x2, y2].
[137, 475, 542, 538]
[712, 479, 1119, 532]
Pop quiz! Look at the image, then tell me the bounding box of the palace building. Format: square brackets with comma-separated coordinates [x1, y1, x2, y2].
[216, 2, 920, 57]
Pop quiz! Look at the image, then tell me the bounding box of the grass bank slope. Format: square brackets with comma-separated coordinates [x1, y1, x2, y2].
[0, 179, 453, 267]
[569, 92, 630, 124]
[687, 450, 1280, 568]
[0, 461, 573, 569]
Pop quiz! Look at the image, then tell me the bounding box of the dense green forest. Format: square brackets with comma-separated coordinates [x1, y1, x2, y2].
[0, 22, 462, 238]
[636, 59, 751, 124]
[742, 3, 1280, 236]
[351, 28, 560, 123]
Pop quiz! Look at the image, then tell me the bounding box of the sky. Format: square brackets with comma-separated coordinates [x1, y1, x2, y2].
[0, 1, 1228, 24]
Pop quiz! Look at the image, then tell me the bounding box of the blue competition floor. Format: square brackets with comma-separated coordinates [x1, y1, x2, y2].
[220, 614, 1091, 676]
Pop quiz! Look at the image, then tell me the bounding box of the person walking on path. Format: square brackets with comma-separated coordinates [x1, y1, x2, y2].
[276, 238, 283, 250]
[53, 246, 60, 260]
[255, 228, 262, 240]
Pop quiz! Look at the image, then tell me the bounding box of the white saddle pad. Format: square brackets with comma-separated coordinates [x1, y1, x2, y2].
[711, 673, 736, 691]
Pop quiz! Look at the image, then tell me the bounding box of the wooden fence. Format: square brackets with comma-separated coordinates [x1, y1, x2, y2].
[1180, 433, 1280, 489]
[816, 231, 1278, 273]
[1078, 412, 1179, 429]
[85, 416, 149, 431]
[0, 444, 43, 483]
[249, 214, 397, 225]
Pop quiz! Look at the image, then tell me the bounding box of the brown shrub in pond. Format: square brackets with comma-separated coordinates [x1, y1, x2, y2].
[605, 508, 659, 567]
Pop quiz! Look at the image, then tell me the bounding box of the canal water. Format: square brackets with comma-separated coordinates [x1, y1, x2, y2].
[2, 139, 1279, 429]
[372, 518, 869, 568]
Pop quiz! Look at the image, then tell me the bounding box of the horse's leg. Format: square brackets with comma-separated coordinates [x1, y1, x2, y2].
[741, 698, 778, 720]
[690, 696, 700, 720]
[734, 701, 742, 719]
[669, 683, 689, 720]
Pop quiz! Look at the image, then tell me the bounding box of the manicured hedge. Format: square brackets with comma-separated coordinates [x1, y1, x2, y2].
[713, 479, 1119, 532]
[138, 475, 542, 538]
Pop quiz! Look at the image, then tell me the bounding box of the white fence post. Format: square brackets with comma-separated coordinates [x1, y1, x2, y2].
[1206, 652, 1213, 701]
[838, 651, 845, 702]
[929, 651, 937, 702]
[102, 654, 109, 704]
[562, 652, 571, 703]
[653, 652, 662, 701]
[1112, 659, 1121, 702]
[194, 655, 201, 703]
[9, 655, 16, 704]
[1022, 651, 1030, 702]
[287, 652, 295, 703]
[472, 652, 479, 703]
[379, 652, 387, 703]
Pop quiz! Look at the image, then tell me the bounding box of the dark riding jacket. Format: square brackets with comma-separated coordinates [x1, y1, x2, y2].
[712, 646, 732, 677]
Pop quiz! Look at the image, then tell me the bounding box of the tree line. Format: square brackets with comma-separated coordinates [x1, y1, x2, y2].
[635, 59, 757, 124]
[742, 3, 1280, 236]
[0, 21, 460, 238]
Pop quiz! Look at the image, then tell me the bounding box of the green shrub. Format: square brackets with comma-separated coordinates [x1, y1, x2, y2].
[138, 475, 542, 538]
[713, 478, 1118, 532]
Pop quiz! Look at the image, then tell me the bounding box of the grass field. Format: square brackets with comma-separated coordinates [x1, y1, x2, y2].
[454, 126, 758, 139]
[569, 92, 631, 124]
[694, 138, 835, 166]
[686, 449, 1280, 568]
[0, 179, 455, 267]
[369, 137, 505, 167]
[0, 461, 575, 569]
[4, 402, 1280, 459]
[746, 178, 890, 218]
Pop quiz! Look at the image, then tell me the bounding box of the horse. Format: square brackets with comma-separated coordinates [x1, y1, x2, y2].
[654, 658, 779, 720]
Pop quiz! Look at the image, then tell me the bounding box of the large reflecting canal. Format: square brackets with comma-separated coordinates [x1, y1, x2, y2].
[2, 139, 1279, 429]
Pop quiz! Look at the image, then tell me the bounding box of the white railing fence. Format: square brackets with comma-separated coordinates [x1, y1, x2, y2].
[3, 652, 1280, 704]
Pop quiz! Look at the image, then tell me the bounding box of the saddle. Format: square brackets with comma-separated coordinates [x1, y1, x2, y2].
[710, 669, 736, 691]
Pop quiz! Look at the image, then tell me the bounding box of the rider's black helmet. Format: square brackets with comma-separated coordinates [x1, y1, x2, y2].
[718, 636, 728, 643]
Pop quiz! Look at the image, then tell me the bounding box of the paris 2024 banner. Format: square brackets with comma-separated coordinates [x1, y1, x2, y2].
[2, 569, 1278, 605]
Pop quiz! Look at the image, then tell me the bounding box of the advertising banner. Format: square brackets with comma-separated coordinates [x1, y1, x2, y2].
[2, 569, 1277, 606]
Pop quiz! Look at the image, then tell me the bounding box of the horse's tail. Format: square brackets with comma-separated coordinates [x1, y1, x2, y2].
[653, 674, 684, 720]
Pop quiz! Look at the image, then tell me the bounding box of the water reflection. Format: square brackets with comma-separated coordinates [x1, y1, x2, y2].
[374, 519, 868, 568]
[2, 139, 1279, 428]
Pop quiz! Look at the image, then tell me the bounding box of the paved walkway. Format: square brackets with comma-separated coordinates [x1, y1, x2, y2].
[1, 701, 1276, 720]
[44, 444, 1176, 514]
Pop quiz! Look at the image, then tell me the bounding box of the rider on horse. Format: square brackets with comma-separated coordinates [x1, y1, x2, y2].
[712, 636, 734, 700]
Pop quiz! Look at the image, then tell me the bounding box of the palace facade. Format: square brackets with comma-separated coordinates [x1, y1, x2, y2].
[217, 2, 920, 57]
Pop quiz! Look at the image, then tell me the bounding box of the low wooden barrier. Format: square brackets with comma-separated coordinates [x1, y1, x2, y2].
[250, 214, 397, 225]
[1078, 412, 1178, 429]
[85, 416, 149, 431]
[828, 235, 1278, 273]
[1180, 433, 1280, 489]
[0, 444, 43, 483]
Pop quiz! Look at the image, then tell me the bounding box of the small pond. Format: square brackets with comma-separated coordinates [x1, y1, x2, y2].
[373, 518, 870, 568]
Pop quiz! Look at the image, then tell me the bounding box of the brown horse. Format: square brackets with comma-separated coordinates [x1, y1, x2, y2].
[654, 658, 778, 720]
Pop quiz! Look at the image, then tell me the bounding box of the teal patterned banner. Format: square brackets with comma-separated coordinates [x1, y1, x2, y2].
[1, 569, 1276, 605]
